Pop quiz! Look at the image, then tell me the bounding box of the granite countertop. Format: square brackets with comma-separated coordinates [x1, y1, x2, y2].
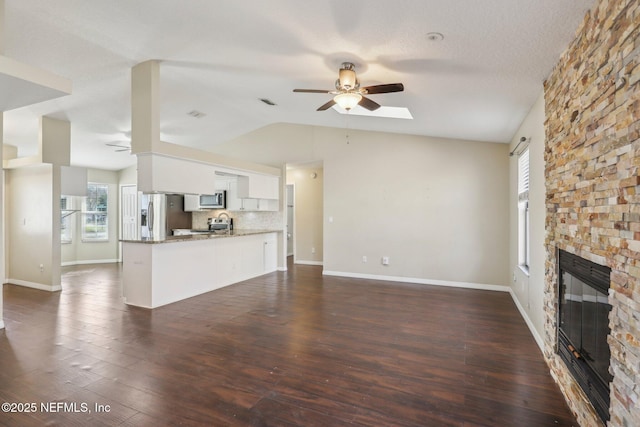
[121, 229, 280, 244]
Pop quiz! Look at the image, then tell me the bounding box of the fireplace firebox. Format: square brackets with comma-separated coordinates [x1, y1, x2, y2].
[557, 249, 612, 423]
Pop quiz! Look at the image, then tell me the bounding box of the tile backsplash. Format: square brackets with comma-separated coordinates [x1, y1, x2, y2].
[192, 210, 283, 231]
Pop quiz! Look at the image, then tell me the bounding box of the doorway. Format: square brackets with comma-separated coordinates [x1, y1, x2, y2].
[285, 164, 323, 266]
[286, 184, 294, 257]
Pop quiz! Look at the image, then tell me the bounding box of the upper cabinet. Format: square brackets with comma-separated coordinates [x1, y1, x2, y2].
[219, 174, 279, 212]
[136, 155, 280, 211]
[237, 173, 279, 200]
[137, 153, 216, 194]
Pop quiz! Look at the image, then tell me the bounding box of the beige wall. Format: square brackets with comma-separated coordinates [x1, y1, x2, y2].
[286, 166, 323, 264]
[214, 123, 510, 286]
[118, 164, 137, 185]
[509, 91, 546, 348]
[6, 164, 60, 289]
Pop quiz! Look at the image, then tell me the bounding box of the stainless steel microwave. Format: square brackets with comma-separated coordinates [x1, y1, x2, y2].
[184, 191, 226, 211]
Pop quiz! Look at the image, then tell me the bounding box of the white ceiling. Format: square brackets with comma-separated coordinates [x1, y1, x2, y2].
[3, 0, 594, 170]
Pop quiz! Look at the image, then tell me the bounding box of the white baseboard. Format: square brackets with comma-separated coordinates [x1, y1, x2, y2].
[61, 259, 120, 267]
[7, 279, 62, 292]
[322, 270, 510, 293]
[295, 260, 323, 266]
[508, 288, 544, 353]
[0, 320, 4, 330]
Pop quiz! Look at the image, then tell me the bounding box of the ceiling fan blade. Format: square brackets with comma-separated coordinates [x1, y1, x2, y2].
[317, 99, 336, 111]
[358, 96, 381, 111]
[293, 89, 332, 94]
[362, 83, 404, 94]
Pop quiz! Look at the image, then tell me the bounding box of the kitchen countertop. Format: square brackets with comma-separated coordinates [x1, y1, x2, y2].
[121, 229, 280, 244]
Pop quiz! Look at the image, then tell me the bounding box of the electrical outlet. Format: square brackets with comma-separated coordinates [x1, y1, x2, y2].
[311, 247, 316, 254]
[382, 256, 390, 265]
[362, 256, 367, 263]
[39, 264, 44, 272]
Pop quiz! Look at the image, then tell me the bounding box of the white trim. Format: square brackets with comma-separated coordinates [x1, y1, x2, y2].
[0, 320, 5, 330]
[296, 260, 324, 266]
[508, 288, 544, 353]
[277, 267, 287, 272]
[8, 279, 61, 292]
[322, 270, 510, 292]
[61, 259, 120, 267]
[123, 298, 152, 309]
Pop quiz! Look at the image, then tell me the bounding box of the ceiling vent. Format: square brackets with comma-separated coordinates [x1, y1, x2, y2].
[187, 110, 206, 118]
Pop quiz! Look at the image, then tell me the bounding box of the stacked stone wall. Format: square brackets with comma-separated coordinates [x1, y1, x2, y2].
[544, 0, 640, 425]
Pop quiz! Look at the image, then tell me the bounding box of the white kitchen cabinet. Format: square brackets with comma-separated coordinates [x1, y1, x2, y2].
[242, 198, 259, 211]
[137, 153, 216, 194]
[241, 235, 265, 279]
[226, 180, 243, 210]
[263, 233, 277, 273]
[214, 179, 229, 191]
[258, 199, 279, 211]
[237, 173, 279, 200]
[226, 180, 278, 212]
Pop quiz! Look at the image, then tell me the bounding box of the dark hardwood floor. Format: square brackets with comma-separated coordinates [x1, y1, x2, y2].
[0, 259, 577, 426]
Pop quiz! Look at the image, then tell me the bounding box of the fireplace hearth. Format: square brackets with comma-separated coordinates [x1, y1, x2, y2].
[557, 249, 612, 423]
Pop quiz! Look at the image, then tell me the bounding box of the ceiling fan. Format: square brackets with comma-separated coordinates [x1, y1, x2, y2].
[293, 62, 404, 111]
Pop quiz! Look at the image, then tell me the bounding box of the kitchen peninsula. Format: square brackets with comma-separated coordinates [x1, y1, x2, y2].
[121, 229, 279, 308]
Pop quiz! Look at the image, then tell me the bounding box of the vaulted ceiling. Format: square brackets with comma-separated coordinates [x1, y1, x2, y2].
[3, 0, 594, 170]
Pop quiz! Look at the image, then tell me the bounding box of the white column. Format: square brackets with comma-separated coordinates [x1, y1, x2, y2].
[0, 0, 5, 54]
[0, 111, 4, 329]
[40, 116, 71, 165]
[131, 60, 161, 154]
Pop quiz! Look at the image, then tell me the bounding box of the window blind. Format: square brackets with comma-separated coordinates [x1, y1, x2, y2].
[518, 148, 530, 201]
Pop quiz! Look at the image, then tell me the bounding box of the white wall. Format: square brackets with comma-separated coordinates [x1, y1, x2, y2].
[286, 166, 323, 264]
[213, 123, 510, 287]
[509, 91, 546, 349]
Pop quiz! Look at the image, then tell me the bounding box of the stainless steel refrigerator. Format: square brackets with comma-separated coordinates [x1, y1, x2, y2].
[140, 193, 191, 240]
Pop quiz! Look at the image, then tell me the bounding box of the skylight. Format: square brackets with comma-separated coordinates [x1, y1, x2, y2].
[332, 104, 413, 119]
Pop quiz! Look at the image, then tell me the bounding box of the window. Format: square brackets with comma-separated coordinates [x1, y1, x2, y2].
[61, 196, 73, 244]
[518, 148, 530, 271]
[82, 183, 109, 241]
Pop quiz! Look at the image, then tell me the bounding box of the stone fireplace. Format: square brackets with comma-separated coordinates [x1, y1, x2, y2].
[543, 0, 640, 426]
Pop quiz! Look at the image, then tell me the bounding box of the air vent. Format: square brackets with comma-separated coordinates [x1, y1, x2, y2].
[259, 98, 277, 106]
[187, 110, 206, 118]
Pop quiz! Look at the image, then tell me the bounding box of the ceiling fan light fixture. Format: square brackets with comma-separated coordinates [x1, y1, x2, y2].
[333, 92, 362, 110]
[338, 68, 357, 89]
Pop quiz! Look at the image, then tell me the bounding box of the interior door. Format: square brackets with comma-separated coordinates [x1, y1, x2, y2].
[121, 185, 138, 240]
